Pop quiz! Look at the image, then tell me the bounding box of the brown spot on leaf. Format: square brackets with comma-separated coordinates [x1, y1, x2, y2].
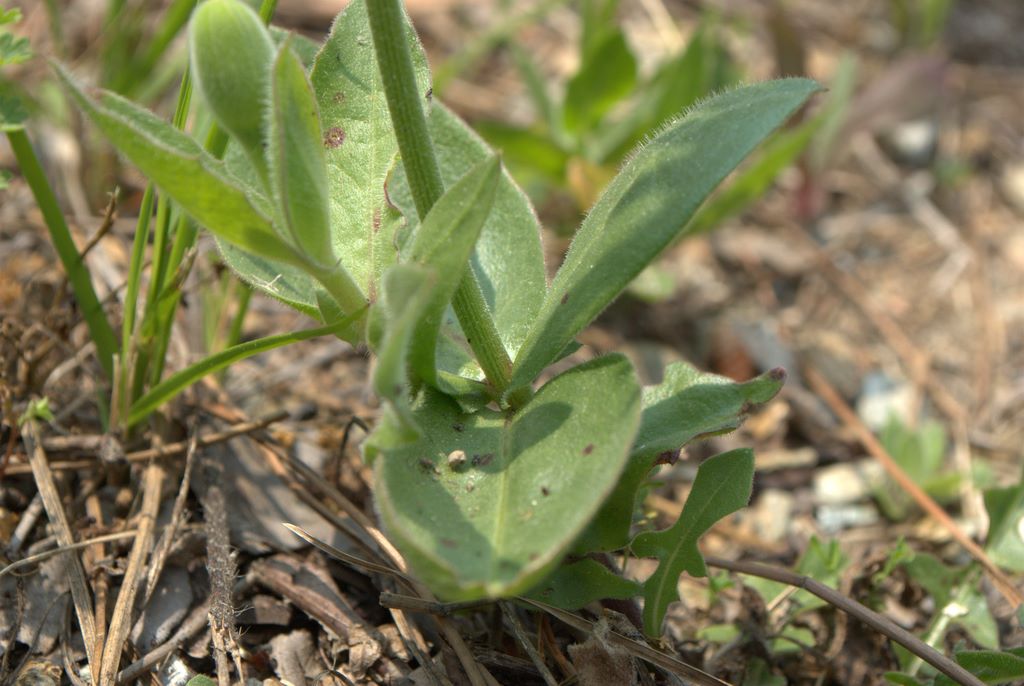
[582, 444, 594, 456]
[768, 367, 787, 382]
[372, 207, 382, 233]
[425, 88, 433, 102]
[654, 449, 680, 467]
[452, 422, 464, 432]
[541, 486, 550, 497]
[560, 292, 569, 305]
[323, 126, 346, 148]
[333, 91, 345, 104]
[440, 538, 458, 549]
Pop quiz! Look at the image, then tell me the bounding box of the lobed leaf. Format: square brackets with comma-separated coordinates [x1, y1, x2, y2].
[373, 354, 640, 599]
[632, 448, 755, 636]
[578, 363, 785, 552]
[511, 78, 821, 388]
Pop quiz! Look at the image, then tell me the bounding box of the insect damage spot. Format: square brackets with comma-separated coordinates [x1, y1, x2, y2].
[471, 453, 494, 467]
[541, 486, 550, 497]
[582, 443, 594, 456]
[425, 88, 433, 102]
[560, 292, 569, 305]
[323, 126, 345, 148]
[332, 91, 345, 104]
[440, 538, 458, 549]
[452, 422, 464, 432]
[372, 207, 382, 233]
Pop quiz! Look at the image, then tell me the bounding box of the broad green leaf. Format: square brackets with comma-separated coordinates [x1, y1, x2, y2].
[374, 354, 640, 599]
[189, 0, 274, 179]
[876, 417, 952, 520]
[310, 0, 431, 301]
[406, 156, 501, 386]
[984, 471, 1024, 572]
[901, 554, 997, 651]
[525, 558, 641, 610]
[474, 121, 569, 183]
[56, 65, 307, 269]
[633, 448, 755, 636]
[388, 102, 547, 389]
[268, 39, 335, 267]
[372, 264, 437, 438]
[511, 79, 821, 388]
[578, 363, 785, 552]
[563, 27, 637, 136]
[126, 316, 360, 428]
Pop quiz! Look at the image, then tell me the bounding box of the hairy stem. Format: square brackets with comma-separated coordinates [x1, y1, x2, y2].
[365, 0, 513, 395]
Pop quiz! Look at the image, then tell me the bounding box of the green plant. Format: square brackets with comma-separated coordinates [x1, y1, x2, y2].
[59, 0, 819, 635]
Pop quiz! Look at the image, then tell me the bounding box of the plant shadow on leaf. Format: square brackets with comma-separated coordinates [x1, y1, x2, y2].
[374, 354, 641, 599]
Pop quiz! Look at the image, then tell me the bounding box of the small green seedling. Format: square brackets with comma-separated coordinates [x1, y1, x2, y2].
[60, 0, 819, 635]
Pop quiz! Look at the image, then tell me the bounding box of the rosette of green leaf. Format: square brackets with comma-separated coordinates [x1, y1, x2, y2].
[372, 354, 640, 599]
[56, 66, 368, 321]
[578, 363, 785, 553]
[189, 0, 274, 182]
[404, 156, 501, 388]
[509, 79, 821, 391]
[267, 38, 334, 268]
[632, 448, 755, 636]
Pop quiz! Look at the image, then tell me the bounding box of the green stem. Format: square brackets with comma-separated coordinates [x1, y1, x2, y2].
[365, 0, 512, 394]
[7, 128, 117, 379]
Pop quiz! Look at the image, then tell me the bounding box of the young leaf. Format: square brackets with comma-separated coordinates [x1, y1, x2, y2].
[309, 0, 431, 301]
[632, 448, 755, 636]
[374, 354, 641, 599]
[525, 558, 641, 610]
[578, 363, 785, 552]
[372, 264, 438, 438]
[388, 102, 547, 389]
[126, 317, 360, 428]
[511, 79, 821, 388]
[406, 156, 501, 385]
[55, 65, 306, 269]
[189, 0, 274, 179]
[268, 38, 335, 268]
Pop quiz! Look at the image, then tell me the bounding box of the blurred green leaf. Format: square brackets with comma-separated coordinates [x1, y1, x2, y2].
[984, 470, 1024, 572]
[564, 27, 637, 135]
[0, 93, 27, 131]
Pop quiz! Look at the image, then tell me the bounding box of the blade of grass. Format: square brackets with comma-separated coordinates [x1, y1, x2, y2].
[126, 314, 363, 428]
[6, 129, 117, 379]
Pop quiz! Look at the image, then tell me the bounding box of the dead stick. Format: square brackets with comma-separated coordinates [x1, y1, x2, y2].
[705, 555, 984, 686]
[805, 365, 1023, 608]
[4, 411, 288, 475]
[22, 419, 99, 673]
